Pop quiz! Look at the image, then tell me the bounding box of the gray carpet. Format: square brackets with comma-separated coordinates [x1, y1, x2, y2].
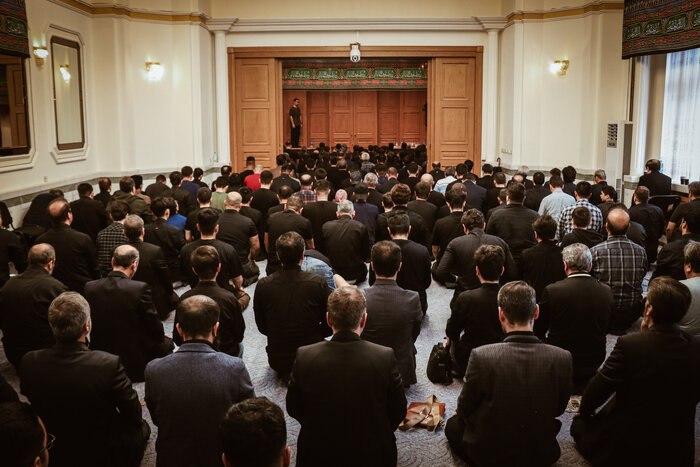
[2, 263, 699, 466]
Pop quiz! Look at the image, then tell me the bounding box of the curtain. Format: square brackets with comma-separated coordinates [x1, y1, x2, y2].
[659, 48, 700, 182]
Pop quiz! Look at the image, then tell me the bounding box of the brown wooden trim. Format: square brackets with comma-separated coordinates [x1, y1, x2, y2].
[229, 46, 484, 59]
[54, 0, 207, 24]
[473, 52, 483, 175]
[506, 2, 623, 24]
[50, 36, 86, 151]
[227, 49, 237, 170]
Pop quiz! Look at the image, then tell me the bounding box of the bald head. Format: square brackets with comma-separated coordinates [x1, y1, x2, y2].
[48, 198, 71, 226]
[225, 191, 242, 210]
[607, 208, 630, 236]
[112, 244, 139, 275]
[420, 173, 434, 186]
[28, 243, 55, 269]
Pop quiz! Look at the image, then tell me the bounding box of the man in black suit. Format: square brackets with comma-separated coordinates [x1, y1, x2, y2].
[162, 171, 195, 216]
[0, 211, 26, 288]
[560, 206, 604, 249]
[180, 208, 244, 296]
[322, 200, 370, 284]
[408, 181, 437, 244]
[36, 198, 99, 293]
[254, 232, 331, 377]
[431, 189, 466, 285]
[362, 240, 423, 386]
[521, 214, 566, 302]
[270, 163, 301, 194]
[524, 171, 549, 212]
[144, 197, 185, 280]
[637, 158, 672, 196]
[572, 276, 700, 466]
[589, 169, 608, 205]
[483, 171, 506, 214]
[385, 213, 431, 315]
[217, 191, 260, 286]
[445, 281, 572, 466]
[84, 245, 173, 382]
[251, 170, 281, 225]
[238, 187, 266, 260]
[20, 291, 150, 467]
[652, 206, 700, 280]
[477, 163, 495, 190]
[666, 181, 700, 241]
[562, 165, 577, 197]
[302, 180, 337, 253]
[0, 243, 67, 369]
[93, 177, 113, 208]
[377, 166, 400, 193]
[461, 174, 486, 213]
[144, 174, 169, 199]
[539, 243, 612, 391]
[173, 246, 245, 357]
[629, 185, 665, 263]
[486, 182, 539, 279]
[375, 183, 428, 246]
[446, 244, 505, 378]
[437, 209, 515, 302]
[70, 182, 109, 242]
[265, 195, 314, 276]
[123, 215, 177, 319]
[361, 172, 385, 211]
[286, 286, 406, 466]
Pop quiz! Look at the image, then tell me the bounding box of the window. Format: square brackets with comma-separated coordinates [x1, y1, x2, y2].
[51, 37, 85, 150]
[0, 53, 30, 155]
[659, 48, 700, 183]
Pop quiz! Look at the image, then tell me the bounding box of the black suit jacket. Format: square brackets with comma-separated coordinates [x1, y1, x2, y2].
[486, 203, 539, 275]
[161, 186, 195, 216]
[128, 240, 176, 319]
[477, 175, 494, 190]
[453, 332, 572, 467]
[393, 238, 431, 313]
[464, 181, 486, 212]
[377, 178, 399, 194]
[560, 228, 604, 249]
[85, 271, 169, 381]
[637, 171, 672, 196]
[540, 275, 612, 384]
[180, 238, 243, 293]
[524, 185, 549, 212]
[576, 325, 700, 466]
[302, 200, 339, 253]
[521, 240, 566, 302]
[144, 218, 185, 279]
[20, 342, 144, 467]
[483, 185, 503, 214]
[70, 197, 109, 242]
[629, 202, 665, 262]
[652, 232, 700, 281]
[590, 181, 608, 205]
[0, 266, 67, 368]
[321, 216, 370, 282]
[407, 199, 437, 239]
[375, 206, 428, 246]
[286, 331, 407, 467]
[36, 224, 99, 293]
[0, 227, 26, 288]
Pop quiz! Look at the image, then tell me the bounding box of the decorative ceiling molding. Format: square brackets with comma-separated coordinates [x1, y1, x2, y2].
[48, 0, 210, 24]
[228, 17, 485, 33]
[505, 1, 624, 26]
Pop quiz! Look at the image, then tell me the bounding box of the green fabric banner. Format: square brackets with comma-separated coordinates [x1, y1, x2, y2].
[622, 0, 700, 59]
[283, 60, 427, 90]
[0, 0, 29, 58]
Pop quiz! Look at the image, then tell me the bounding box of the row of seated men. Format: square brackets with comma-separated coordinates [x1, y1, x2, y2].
[0, 150, 698, 465]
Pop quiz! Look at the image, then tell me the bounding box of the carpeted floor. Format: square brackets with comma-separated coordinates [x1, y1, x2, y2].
[1, 262, 699, 466]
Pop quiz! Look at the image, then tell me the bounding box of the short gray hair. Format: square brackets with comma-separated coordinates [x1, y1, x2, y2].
[595, 169, 606, 180]
[337, 200, 354, 215]
[49, 292, 90, 343]
[225, 191, 242, 208]
[123, 215, 144, 241]
[113, 244, 139, 269]
[562, 243, 592, 273]
[363, 172, 378, 187]
[684, 241, 700, 273]
[420, 173, 433, 185]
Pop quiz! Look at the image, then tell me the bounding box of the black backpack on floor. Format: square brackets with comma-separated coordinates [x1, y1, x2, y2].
[427, 342, 452, 384]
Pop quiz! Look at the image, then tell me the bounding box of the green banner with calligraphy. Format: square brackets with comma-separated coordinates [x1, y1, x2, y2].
[622, 0, 700, 59]
[0, 0, 29, 57]
[282, 60, 428, 90]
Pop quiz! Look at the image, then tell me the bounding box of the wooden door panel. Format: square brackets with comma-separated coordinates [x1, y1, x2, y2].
[329, 91, 352, 145]
[283, 91, 307, 147]
[378, 91, 399, 145]
[353, 91, 377, 146]
[400, 90, 425, 144]
[235, 58, 278, 169]
[307, 91, 329, 146]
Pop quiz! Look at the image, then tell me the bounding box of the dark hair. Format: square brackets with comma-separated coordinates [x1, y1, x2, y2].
[407, 162, 419, 174]
[119, 177, 135, 193]
[278, 185, 294, 201]
[475, 245, 505, 281]
[315, 168, 328, 180]
[193, 167, 204, 180]
[131, 175, 144, 189]
[197, 187, 212, 204]
[109, 200, 130, 221]
[507, 183, 526, 203]
[446, 189, 466, 208]
[151, 197, 168, 217]
[123, 215, 144, 241]
[314, 179, 330, 193]
[645, 159, 661, 172]
[494, 172, 506, 185]
[276, 231, 305, 265]
[197, 208, 220, 235]
[215, 176, 229, 189]
[646, 276, 691, 324]
[549, 175, 564, 188]
[371, 240, 402, 277]
[28, 243, 55, 266]
[533, 215, 557, 240]
[181, 166, 194, 177]
[220, 397, 287, 467]
[464, 159, 474, 173]
[688, 181, 700, 198]
[0, 402, 46, 467]
[482, 163, 493, 174]
[260, 170, 273, 185]
[156, 174, 167, 183]
[562, 165, 577, 183]
[387, 212, 410, 236]
[601, 185, 617, 200]
[328, 286, 366, 331]
[276, 154, 287, 166]
[77, 182, 93, 197]
[550, 168, 561, 177]
[684, 241, 700, 273]
[285, 194, 303, 212]
[382, 192, 394, 210]
[245, 156, 255, 165]
[414, 182, 430, 199]
[177, 295, 220, 338]
[634, 186, 650, 203]
[572, 206, 591, 228]
[498, 281, 537, 325]
[575, 181, 592, 198]
[390, 184, 411, 205]
[191, 245, 220, 280]
[455, 163, 467, 177]
[98, 177, 111, 192]
[169, 171, 183, 187]
[533, 171, 545, 186]
[48, 198, 71, 227]
[461, 208, 484, 230]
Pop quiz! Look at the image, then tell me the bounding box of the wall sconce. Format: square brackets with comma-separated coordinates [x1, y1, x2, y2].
[549, 59, 570, 76]
[33, 46, 48, 66]
[59, 64, 71, 83]
[146, 62, 164, 81]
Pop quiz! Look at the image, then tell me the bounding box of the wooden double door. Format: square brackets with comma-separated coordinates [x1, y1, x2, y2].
[283, 90, 426, 148]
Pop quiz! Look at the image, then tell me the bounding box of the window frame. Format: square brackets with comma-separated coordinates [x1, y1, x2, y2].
[50, 36, 85, 151]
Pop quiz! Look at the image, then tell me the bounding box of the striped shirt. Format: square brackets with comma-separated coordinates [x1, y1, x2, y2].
[591, 235, 648, 313]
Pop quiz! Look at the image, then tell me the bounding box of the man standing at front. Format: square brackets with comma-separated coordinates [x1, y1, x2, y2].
[286, 286, 407, 466]
[445, 281, 572, 466]
[289, 98, 302, 147]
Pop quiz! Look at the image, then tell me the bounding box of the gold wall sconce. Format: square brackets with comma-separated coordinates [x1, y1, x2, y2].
[33, 46, 49, 66]
[549, 59, 570, 76]
[146, 62, 164, 81]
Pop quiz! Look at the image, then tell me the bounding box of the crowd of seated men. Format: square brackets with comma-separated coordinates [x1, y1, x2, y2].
[1, 144, 699, 466]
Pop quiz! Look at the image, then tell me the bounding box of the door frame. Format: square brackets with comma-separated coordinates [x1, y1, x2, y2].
[228, 46, 483, 172]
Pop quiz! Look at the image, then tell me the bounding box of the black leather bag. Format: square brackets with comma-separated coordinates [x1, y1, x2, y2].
[426, 342, 452, 384]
